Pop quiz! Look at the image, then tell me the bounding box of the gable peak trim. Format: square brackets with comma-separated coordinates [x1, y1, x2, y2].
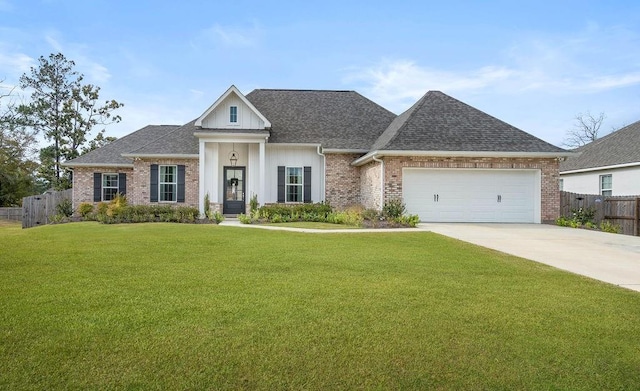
[194, 85, 272, 128]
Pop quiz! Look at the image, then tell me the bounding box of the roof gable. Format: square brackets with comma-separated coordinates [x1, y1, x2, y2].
[371, 91, 566, 154]
[195, 85, 271, 129]
[560, 120, 640, 172]
[245, 89, 396, 150]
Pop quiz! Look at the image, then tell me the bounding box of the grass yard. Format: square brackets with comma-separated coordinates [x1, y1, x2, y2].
[1, 221, 640, 390]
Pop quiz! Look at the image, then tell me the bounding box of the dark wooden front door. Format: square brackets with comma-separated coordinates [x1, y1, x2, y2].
[223, 166, 245, 215]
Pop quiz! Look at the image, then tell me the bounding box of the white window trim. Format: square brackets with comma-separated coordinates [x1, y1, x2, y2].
[599, 174, 612, 196]
[102, 173, 119, 201]
[159, 165, 178, 203]
[229, 105, 239, 125]
[285, 166, 304, 203]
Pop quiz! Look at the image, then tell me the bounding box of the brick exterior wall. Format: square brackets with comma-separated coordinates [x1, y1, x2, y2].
[381, 156, 561, 222]
[324, 153, 362, 209]
[131, 158, 199, 207]
[71, 166, 133, 209]
[360, 160, 382, 210]
[72, 159, 200, 211]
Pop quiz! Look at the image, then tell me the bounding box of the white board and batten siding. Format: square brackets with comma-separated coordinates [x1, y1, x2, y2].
[199, 95, 266, 130]
[264, 145, 324, 204]
[403, 168, 541, 223]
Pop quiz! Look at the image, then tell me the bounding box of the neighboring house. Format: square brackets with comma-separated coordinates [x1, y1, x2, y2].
[64, 85, 571, 223]
[560, 121, 640, 196]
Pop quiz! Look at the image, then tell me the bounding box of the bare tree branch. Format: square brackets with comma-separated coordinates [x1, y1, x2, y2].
[562, 111, 605, 149]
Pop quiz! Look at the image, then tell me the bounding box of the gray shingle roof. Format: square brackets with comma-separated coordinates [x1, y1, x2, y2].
[372, 91, 566, 153]
[63, 125, 179, 166]
[560, 120, 640, 172]
[127, 120, 200, 155]
[245, 89, 396, 150]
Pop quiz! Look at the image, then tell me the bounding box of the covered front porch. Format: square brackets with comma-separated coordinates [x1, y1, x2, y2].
[197, 132, 269, 216]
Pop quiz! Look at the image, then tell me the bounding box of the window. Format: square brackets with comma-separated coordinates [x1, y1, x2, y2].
[286, 167, 303, 202]
[559, 178, 564, 191]
[229, 106, 238, 123]
[102, 173, 119, 201]
[159, 165, 177, 202]
[600, 174, 612, 196]
[94, 172, 125, 202]
[277, 166, 311, 204]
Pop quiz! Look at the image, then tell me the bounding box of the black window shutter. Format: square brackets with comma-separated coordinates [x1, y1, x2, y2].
[150, 164, 158, 202]
[304, 166, 312, 203]
[277, 166, 285, 203]
[118, 173, 127, 196]
[177, 165, 186, 203]
[93, 173, 102, 202]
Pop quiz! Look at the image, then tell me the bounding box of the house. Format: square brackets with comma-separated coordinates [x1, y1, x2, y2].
[560, 120, 640, 196]
[64, 85, 571, 223]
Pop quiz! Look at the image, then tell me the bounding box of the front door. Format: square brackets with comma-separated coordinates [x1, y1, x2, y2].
[223, 166, 245, 215]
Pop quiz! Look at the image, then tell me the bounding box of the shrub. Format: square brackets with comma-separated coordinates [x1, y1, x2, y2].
[258, 203, 332, 222]
[383, 198, 406, 219]
[600, 220, 621, 234]
[571, 207, 595, 225]
[210, 211, 225, 224]
[249, 194, 259, 214]
[238, 213, 252, 224]
[56, 199, 73, 217]
[204, 192, 211, 218]
[77, 203, 94, 219]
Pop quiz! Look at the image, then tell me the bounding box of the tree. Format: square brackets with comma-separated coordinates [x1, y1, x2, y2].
[18, 53, 123, 190]
[562, 111, 606, 149]
[0, 80, 39, 206]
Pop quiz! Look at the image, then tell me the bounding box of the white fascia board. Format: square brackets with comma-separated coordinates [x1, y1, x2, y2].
[352, 150, 576, 166]
[194, 85, 272, 128]
[194, 132, 270, 141]
[322, 148, 369, 154]
[266, 143, 321, 148]
[62, 162, 134, 168]
[120, 154, 199, 159]
[560, 161, 640, 175]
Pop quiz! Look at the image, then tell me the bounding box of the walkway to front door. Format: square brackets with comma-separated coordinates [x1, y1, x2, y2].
[223, 166, 245, 214]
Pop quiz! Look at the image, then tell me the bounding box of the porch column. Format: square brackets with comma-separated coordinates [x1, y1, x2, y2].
[259, 140, 266, 204]
[198, 140, 205, 216]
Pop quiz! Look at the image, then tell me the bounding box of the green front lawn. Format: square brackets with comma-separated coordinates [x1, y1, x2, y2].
[1, 222, 639, 390]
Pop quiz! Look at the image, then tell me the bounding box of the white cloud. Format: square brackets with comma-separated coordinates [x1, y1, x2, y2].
[346, 25, 640, 114]
[43, 32, 112, 84]
[200, 22, 263, 47]
[0, 51, 34, 79]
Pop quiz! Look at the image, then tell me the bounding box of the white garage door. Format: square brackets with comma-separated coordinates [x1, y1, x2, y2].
[403, 169, 539, 223]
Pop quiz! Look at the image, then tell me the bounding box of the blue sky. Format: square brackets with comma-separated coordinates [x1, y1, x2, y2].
[1, 0, 639, 147]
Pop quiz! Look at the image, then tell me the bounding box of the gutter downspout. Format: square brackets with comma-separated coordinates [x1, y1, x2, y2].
[372, 155, 384, 210]
[317, 145, 326, 203]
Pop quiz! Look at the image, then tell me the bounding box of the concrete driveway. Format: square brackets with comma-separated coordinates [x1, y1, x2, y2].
[423, 223, 640, 292]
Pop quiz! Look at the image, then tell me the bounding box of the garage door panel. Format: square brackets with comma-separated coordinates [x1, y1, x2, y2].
[403, 169, 537, 223]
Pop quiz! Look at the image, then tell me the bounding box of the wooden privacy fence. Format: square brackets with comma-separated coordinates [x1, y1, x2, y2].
[0, 207, 22, 221]
[22, 189, 72, 229]
[560, 191, 640, 236]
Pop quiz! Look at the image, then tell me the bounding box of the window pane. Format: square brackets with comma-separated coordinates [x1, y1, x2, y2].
[287, 167, 302, 184]
[601, 175, 612, 189]
[161, 166, 175, 183]
[230, 106, 238, 123]
[160, 184, 176, 202]
[103, 174, 118, 187]
[287, 184, 302, 202]
[103, 188, 118, 201]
